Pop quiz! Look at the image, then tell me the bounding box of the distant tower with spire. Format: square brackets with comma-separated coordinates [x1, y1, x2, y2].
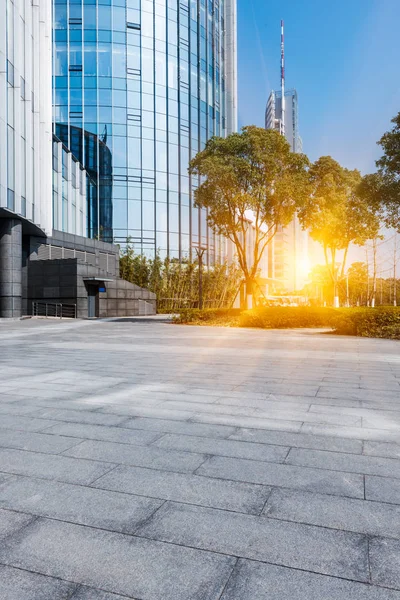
[265, 21, 306, 292]
[265, 21, 302, 152]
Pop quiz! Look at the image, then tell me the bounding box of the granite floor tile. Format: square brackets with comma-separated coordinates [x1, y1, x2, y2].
[63, 439, 207, 473]
[44, 422, 162, 446]
[0, 518, 235, 600]
[221, 559, 400, 600]
[264, 488, 400, 538]
[137, 502, 369, 581]
[153, 433, 289, 463]
[121, 417, 237, 439]
[287, 447, 400, 478]
[229, 427, 363, 454]
[92, 464, 270, 514]
[0, 414, 59, 433]
[0, 447, 114, 485]
[71, 587, 137, 600]
[0, 508, 34, 541]
[191, 413, 303, 432]
[0, 476, 163, 533]
[30, 408, 128, 427]
[196, 455, 364, 498]
[0, 429, 83, 454]
[364, 441, 400, 460]
[370, 537, 400, 590]
[365, 476, 400, 504]
[0, 564, 76, 600]
[302, 423, 400, 443]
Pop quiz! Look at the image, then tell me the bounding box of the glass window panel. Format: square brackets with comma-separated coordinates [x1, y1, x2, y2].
[113, 106, 126, 123]
[127, 45, 141, 70]
[7, 126, 14, 190]
[155, 15, 166, 41]
[113, 89, 127, 107]
[127, 8, 140, 25]
[113, 44, 126, 78]
[98, 44, 112, 76]
[55, 43, 68, 76]
[84, 29, 96, 42]
[99, 88, 112, 105]
[84, 5, 96, 28]
[180, 146, 189, 174]
[169, 204, 179, 233]
[128, 201, 141, 228]
[98, 29, 112, 42]
[69, 29, 82, 42]
[54, 4, 67, 28]
[142, 111, 154, 128]
[142, 186, 154, 200]
[142, 11, 154, 37]
[156, 141, 167, 172]
[142, 139, 155, 170]
[142, 201, 154, 230]
[113, 199, 128, 229]
[69, 42, 82, 66]
[156, 203, 167, 231]
[155, 52, 166, 86]
[98, 5, 111, 29]
[128, 137, 141, 168]
[127, 91, 140, 108]
[142, 48, 154, 83]
[113, 6, 126, 31]
[84, 88, 97, 105]
[168, 55, 178, 88]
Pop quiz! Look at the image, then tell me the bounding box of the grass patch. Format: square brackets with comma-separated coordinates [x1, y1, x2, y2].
[174, 306, 400, 339]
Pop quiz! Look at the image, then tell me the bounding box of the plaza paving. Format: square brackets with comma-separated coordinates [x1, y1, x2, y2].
[0, 318, 400, 599]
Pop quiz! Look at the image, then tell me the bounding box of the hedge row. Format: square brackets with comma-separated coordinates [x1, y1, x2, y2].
[174, 306, 400, 339]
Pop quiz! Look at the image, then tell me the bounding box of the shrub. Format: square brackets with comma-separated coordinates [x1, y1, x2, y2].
[334, 307, 400, 339]
[173, 308, 241, 325]
[238, 307, 340, 329]
[174, 305, 400, 339]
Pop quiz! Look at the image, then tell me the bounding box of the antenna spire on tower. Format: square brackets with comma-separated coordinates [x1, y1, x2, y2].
[280, 19, 285, 135]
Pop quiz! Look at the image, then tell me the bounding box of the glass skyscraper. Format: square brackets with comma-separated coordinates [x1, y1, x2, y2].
[53, 0, 237, 261]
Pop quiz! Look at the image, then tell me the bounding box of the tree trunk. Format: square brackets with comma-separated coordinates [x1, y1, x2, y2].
[245, 278, 254, 310]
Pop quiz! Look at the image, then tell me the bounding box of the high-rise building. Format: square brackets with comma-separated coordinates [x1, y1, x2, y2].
[265, 21, 307, 292]
[1, 0, 155, 318]
[52, 0, 238, 263]
[265, 89, 302, 153]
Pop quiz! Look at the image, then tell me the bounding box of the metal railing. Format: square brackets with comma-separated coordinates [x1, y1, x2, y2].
[32, 302, 77, 319]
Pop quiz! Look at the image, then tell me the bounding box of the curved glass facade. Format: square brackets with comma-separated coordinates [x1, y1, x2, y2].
[53, 0, 236, 261]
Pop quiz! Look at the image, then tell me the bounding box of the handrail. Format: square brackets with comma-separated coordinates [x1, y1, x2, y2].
[32, 302, 77, 319]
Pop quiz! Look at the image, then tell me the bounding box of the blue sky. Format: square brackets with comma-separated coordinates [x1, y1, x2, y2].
[238, 0, 400, 174]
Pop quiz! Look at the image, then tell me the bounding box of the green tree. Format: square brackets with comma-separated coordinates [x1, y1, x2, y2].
[189, 126, 309, 306]
[347, 262, 368, 306]
[119, 243, 241, 311]
[358, 112, 400, 231]
[298, 156, 381, 306]
[304, 264, 333, 305]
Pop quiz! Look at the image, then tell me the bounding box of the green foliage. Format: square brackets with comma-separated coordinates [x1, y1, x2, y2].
[189, 126, 309, 293]
[173, 308, 242, 325]
[358, 112, 400, 232]
[238, 307, 340, 329]
[298, 157, 381, 297]
[334, 307, 400, 339]
[119, 241, 242, 311]
[174, 306, 400, 339]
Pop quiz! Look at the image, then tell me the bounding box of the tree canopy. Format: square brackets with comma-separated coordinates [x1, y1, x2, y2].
[189, 126, 309, 296]
[358, 112, 400, 231]
[297, 156, 380, 304]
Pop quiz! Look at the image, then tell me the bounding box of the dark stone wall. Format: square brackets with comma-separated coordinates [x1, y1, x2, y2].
[27, 259, 156, 318]
[0, 219, 22, 317]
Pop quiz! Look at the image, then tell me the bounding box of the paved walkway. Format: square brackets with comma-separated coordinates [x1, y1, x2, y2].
[1, 319, 400, 599]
